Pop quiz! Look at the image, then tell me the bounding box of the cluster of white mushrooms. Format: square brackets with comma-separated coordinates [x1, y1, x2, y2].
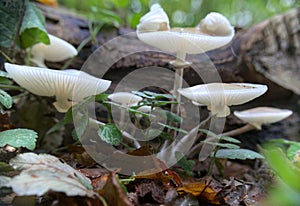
[136, 4, 293, 134]
[3, 3, 293, 143]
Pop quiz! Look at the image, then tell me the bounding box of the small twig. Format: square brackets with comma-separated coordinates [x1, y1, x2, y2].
[0, 50, 14, 63]
[221, 124, 256, 137]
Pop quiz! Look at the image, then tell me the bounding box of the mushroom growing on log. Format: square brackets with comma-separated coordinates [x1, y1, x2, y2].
[39, 4, 299, 100]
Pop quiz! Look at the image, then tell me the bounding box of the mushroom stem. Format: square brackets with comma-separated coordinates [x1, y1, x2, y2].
[221, 124, 256, 137]
[172, 68, 184, 114]
[170, 51, 189, 115]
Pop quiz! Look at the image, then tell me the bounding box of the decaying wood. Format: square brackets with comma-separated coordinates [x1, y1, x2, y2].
[39, 4, 300, 100]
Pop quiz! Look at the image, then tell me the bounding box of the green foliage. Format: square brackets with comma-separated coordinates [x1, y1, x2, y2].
[214, 149, 264, 160]
[175, 151, 195, 176]
[0, 128, 38, 151]
[0, 89, 12, 109]
[0, 71, 11, 79]
[0, 0, 49, 49]
[59, 0, 299, 29]
[267, 138, 300, 160]
[19, 0, 49, 48]
[199, 129, 263, 164]
[263, 144, 300, 205]
[98, 123, 122, 146]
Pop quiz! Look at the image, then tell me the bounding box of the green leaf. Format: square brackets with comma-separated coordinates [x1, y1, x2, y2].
[175, 151, 195, 176]
[157, 110, 182, 124]
[214, 149, 264, 160]
[219, 136, 241, 144]
[132, 91, 154, 99]
[19, 0, 49, 48]
[264, 147, 300, 192]
[143, 91, 174, 99]
[0, 71, 11, 79]
[95, 93, 109, 102]
[0, 129, 38, 151]
[0, 0, 23, 48]
[287, 144, 300, 160]
[0, 89, 12, 109]
[98, 124, 122, 146]
[199, 129, 241, 143]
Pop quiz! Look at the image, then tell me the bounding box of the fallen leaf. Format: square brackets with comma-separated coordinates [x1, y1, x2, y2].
[177, 177, 222, 205]
[98, 173, 133, 206]
[135, 180, 165, 204]
[129, 146, 182, 188]
[0, 112, 15, 132]
[36, 0, 58, 7]
[2, 153, 97, 197]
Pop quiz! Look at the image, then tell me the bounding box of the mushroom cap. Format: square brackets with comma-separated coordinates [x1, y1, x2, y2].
[31, 34, 78, 62]
[137, 5, 234, 54]
[108, 92, 143, 107]
[5, 63, 111, 112]
[234, 107, 293, 129]
[178, 83, 268, 117]
[137, 4, 170, 32]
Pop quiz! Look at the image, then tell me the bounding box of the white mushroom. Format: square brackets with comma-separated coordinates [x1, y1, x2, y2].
[233, 107, 293, 130]
[136, 4, 235, 116]
[137, 4, 235, 64]
[108, 92, 143, 107]
[4, 63, 111, 112]
[30, 34, 78, 68]
[178, 83, 268, 117]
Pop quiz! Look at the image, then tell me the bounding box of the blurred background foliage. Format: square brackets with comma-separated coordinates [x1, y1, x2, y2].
[58, 0, 299, 29]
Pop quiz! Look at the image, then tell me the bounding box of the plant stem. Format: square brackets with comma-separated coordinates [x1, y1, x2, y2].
[0, 84, 24, 91]
[221, 124, 256, 137]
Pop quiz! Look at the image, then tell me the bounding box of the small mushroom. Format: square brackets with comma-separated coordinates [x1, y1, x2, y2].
[178, 83, 268, 117]
[30, 34, 78, 67]
[221, 107, 293, 136]
[108, 92, 143, 107]
[5, 63, 111, 112]
[234, 107, 293, 130]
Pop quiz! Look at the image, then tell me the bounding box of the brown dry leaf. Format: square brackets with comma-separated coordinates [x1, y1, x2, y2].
[127, 145, 153, 156]
[177, 177, 222, 205]
[128, 146, 182, 188]
[79, 168, 110, 179]
[98, 173, 134, 206]
[0, 112, 15, 132]
[135, 180, 165, 204]
[92, 174, 109, 190]
[36, 0, 58, 7]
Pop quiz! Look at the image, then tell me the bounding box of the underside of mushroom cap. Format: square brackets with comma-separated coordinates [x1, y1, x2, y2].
[137, 29, 234, 54]
[5, 63, 111, 112]
[178, 83, 268, 117]
[137, 5, 234, 55]
[234, 107, 293, 129]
